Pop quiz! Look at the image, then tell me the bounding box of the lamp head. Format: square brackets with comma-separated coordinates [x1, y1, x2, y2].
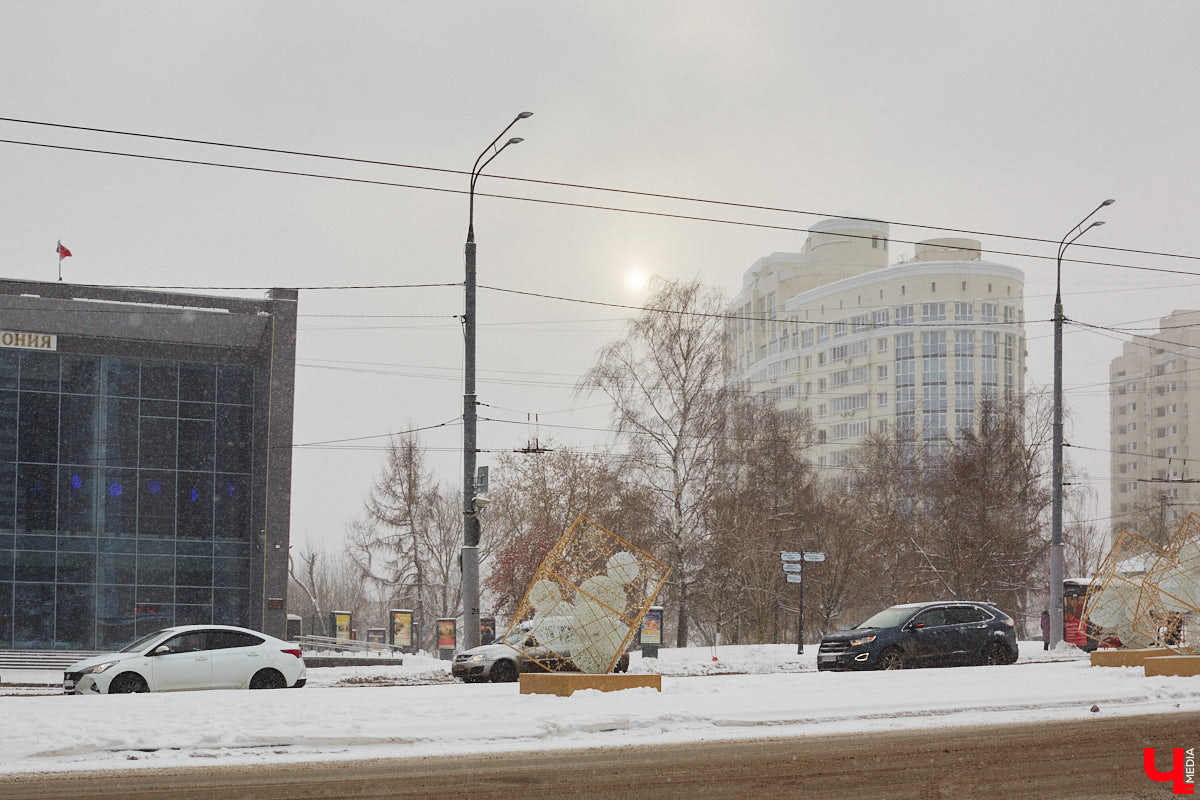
[517, 111, 533, 119]
[507, 137, 524, 145]
[1102, 198, 1115, 206]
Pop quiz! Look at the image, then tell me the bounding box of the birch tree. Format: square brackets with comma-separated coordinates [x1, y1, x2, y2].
[582, 278, 727, 647]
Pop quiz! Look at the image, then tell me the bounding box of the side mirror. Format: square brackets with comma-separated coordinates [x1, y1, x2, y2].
[152, 645, 171, 656]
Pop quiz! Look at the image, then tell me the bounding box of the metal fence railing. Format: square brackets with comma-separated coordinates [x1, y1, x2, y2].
[295, 634, 408, 658]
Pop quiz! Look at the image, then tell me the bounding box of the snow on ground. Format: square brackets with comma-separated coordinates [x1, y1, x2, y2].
[1, 641, 1195, 775]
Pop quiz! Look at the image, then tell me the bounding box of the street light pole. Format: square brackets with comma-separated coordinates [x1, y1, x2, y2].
[1050, 198, 1113, 648]
[462, 112, 531, 651]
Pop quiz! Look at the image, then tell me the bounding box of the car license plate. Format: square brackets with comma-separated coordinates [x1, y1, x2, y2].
[818, 654, 837, 663]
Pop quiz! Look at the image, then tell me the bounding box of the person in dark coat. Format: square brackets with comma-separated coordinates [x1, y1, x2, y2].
[1041, 610, 1051, 650]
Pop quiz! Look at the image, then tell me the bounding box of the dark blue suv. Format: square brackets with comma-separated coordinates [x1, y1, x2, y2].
[817, 601, 1018, 671]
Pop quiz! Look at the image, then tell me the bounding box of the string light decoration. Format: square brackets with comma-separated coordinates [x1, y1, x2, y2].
[1130, 513, 1200, 654]
[1080, 531, 1163, 650]
[502, 515, 669, 675]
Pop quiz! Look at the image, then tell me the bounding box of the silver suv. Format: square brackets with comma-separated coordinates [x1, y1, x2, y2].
[452, 621, 630, 683]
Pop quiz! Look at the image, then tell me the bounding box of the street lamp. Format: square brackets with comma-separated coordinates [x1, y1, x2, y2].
[1050, 198, 1114, 648]
[462, 111, 532, 651]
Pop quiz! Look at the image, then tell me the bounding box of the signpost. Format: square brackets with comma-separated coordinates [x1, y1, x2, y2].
[780, 550, 825, 655]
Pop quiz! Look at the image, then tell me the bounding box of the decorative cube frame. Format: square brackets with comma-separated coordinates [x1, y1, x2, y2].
[502, 515, 670, 675]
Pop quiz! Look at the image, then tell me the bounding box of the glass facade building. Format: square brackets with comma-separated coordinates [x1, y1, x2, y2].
[0, 279, 297, 650]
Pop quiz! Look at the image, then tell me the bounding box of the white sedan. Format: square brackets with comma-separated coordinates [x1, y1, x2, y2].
[63, 625, 307, 694]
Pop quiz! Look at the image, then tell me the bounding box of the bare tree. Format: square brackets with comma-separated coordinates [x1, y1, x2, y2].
[483, 446, 655, 616]
[346, 432, 446, 648]
[581, 278, 727, 647]
[700, 394, 816, 644]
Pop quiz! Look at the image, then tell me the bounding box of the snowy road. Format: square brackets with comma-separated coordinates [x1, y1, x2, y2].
[1, 644, 1197, 778]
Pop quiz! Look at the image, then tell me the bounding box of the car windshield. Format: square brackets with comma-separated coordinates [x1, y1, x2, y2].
[854, 606, 916, 630]
[501, 628, 529, 645]
[119, 629, 174, 653]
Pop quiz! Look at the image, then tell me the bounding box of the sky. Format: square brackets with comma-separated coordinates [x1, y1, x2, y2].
[5, 642, 1199, 773]
[3, 3, 1200, 552]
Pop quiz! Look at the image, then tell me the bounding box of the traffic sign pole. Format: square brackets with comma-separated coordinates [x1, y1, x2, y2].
[781, 550, 824, 656]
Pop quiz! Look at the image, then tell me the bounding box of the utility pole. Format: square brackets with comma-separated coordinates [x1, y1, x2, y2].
[461, 112, 531, 651]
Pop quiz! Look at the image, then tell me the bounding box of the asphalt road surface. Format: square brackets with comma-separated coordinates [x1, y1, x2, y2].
[3, 711, 1196, 800]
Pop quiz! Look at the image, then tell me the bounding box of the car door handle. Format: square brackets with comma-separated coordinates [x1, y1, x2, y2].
[195, 656, 209, 661]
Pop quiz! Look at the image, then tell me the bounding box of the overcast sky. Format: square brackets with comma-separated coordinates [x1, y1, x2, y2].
[3, 3, 1199, 552]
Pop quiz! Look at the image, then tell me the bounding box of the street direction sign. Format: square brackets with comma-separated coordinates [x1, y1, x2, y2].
[782, 563, 803, 573]
[803, 552, 826, 562]
[780, 551, 804, 562]
[785, 574, 803, 584]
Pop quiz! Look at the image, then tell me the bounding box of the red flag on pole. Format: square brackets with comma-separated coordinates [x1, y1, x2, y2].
[57, 241, 72, 259]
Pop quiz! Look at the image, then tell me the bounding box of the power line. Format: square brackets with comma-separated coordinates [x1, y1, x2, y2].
[5, 115, 1200, 265]
[5, 134, 1200, 279]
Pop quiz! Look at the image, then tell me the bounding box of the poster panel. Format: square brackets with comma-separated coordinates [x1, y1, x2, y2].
[390, 609, 414, 648]
[436, 618, 457, 650]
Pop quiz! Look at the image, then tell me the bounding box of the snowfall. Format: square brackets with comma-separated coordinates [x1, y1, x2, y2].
[1, 641, 1198, 775]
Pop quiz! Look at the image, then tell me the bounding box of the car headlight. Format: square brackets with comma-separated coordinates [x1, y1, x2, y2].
[468, 654, 486, 662]
[79, 661, 120, 675]
[849, 635, 877, 647]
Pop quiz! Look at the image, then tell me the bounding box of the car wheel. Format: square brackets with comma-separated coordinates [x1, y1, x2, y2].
[615, 654, 629, 673]
[983, 643, 1011, 666]
[490, 659, 519, 683]
[878, 648, 906, 670]
[249, 668, 287, 689]
[108, 672, 149, 694]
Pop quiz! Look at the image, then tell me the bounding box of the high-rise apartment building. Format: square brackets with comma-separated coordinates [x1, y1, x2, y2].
[1109, 309, 1200, 542]
[727, 218, 1027, 470]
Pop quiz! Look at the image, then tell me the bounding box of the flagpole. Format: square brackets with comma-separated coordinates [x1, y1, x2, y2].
[57, 239, 62, 281]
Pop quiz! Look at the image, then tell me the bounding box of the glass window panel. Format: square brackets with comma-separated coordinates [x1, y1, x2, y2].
[175, 604, 212, 627]
[141, 361, 178, 400]
[59, 394, 99, 465]
[217, 365, 252, 405]
[0, 350, 18, 390]
[0, 581, 11, 648]
[140, 398, 177, 418]
[0, 390, 17, 462]
[137, 555, 175, 587]
[16, 463, 57, 533]
[19, 351, 59, 392]
[58, 466, 96, 535]
[101, 468, 137, 537]
[98, 552, 135, 585]
[135, 603, 173, 636]
[213, 557, 249, 587]
[102, 397, 139, 467]
[57, 551, 95, 584]
[179, 401, 214, 420]
[13, 583, 54, 647]
[214, 474, 251, 541]
[176, 586, 212, 605]
[176, 556, 212, 587]
[178, 419, 214, 472]
[96, 584, 135, 648]
[18, 391, 59, 463]
[0, 548, 11, 578]
[139, 417, 177, 470]
[0, 462, 14, 530]
[61, 355, 100, 395]
[102, 358, 139, 398]
[177, 473, 213, 541]
[55, 583, 96, 649]
[180, 363, 216, 403]
[137, 471, 175, 538]
[15, 550, 55, 582]
[213, 588, 249, 627]
[215, 405, 252, 473]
